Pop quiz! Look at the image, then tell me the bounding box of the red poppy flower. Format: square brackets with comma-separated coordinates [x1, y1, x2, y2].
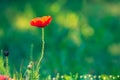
[0, 75, 4, 80]
[0, 75, 13, 80]
[30, 16, 52, 28]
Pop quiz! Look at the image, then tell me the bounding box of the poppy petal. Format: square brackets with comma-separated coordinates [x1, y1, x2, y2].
[30, 16, 52, 28]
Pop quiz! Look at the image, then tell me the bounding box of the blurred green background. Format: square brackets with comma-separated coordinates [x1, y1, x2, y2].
[0, 0, 120, 76]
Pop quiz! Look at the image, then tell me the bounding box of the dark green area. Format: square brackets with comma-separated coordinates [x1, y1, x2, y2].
[0, 0, 120, 77]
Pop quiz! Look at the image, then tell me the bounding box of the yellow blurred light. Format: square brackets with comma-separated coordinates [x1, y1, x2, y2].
[14, 16, 30, 30]
[106, 3, 120, 15]
[56, 12, 79, 29]
[13, 16, 39, 35]
[81, 24, 94, 37]
[64, 75, 72, 80]
[11, 4, 38, 33]
[66, 13, 79, 28]
[78, 13, 94, 37]
[50, 2, 61, 13]
[68, 30, 82, 46]
[108, 43, 120, 55]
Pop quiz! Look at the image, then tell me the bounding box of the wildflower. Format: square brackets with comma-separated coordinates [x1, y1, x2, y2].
[0, 75, 13, 80]
[29, 15, 52, 79]
[0, 75, 4, 80]
[30, 16, 52, 28]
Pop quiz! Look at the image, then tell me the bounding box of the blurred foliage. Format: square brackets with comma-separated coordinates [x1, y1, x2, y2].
[0, 0, 120, 77]
[0, 56, 5, 74]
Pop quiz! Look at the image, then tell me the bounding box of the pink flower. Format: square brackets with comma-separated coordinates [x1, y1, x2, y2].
[0, 75, 13, 80]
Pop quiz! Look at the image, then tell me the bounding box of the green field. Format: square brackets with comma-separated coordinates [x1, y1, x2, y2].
[0, 0, 120, 80]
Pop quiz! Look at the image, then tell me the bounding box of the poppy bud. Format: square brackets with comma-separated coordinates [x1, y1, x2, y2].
[3, 50, 9, 56]
[27, 61, 33, 70]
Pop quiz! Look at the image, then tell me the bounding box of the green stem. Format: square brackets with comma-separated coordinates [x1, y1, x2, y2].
[5, 56, 9, 75]
[37, 28, 45, 70]
[30, 44, 34, 61]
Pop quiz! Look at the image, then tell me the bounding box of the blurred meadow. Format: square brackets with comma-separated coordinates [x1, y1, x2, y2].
[0, 0, 120, 77]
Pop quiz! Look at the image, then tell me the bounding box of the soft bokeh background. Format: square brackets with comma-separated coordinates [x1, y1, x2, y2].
[0, 0, 120, 76]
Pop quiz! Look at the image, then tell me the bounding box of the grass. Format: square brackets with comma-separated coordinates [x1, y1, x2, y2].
[0, 53, 120, 80]
[0, 29, 120, 79]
